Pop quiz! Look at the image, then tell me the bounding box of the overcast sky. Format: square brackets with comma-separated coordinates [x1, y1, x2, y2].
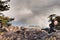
[3, 0, 60, 28]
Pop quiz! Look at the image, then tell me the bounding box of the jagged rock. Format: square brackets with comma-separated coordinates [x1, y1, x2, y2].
[0, 27, 60, 40]
[1, 28, 48, 40]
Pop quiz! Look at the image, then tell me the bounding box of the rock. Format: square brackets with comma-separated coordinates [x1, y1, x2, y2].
[0, 27, 60, 40]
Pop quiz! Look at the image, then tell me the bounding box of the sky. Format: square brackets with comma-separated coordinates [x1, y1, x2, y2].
[3, 0, 60, 28]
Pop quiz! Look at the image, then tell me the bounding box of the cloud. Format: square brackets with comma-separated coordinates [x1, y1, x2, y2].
[3, 0, 60, 27]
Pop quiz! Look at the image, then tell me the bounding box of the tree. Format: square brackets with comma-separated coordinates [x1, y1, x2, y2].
[54, 16, 60, 30]
[0, 0, 10, 11]
[48, 14, 56, 33]
[0, 14, 14, 27]
[49, 14, 60, 32]
[0, 0, 14, 28]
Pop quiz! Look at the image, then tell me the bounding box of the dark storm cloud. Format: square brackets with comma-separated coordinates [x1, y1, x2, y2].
[3, 0, 60, 27]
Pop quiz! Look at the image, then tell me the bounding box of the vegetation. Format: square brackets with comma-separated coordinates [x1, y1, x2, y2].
[0, 14, 14, 27]
[0, 0, 10, 11]
[0, 0, 14, 27]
